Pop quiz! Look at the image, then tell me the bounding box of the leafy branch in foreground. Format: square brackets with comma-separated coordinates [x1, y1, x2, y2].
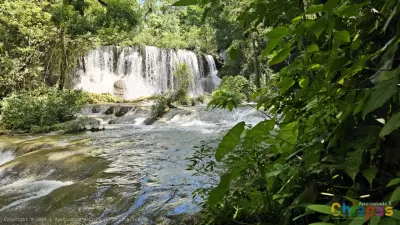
[183, 0, 400, 224]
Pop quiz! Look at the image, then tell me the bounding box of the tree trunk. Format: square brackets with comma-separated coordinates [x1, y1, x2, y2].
[252, 38, 261, 88]
[58, 28, 67, 90]
[299, 0, 305, 12]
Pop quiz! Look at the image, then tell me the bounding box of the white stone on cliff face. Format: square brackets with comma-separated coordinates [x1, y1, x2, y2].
[74, 46, 221, 100]
[113, 79, 127, 97]
[114, 80, 126, 90]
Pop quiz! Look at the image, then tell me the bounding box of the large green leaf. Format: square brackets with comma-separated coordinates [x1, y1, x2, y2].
[349, 217, 368, 225]
[335, 30, 351, 43]
[309, 18, 328, 39]
[378, 45, 398, 71]
[263, 38, 280, 56]
[384, 1, 400, 31]
[279, 77, 295, 94]
[172, 0, 199, 6]
[387, 178, 400, 187]
[362, 78, 399, 118]
[307, 204, 336, 215]
[351, 39, 362, 50]
[292, 16, 302, 25]
[277, 121, 298, 153]
[305, 150, 320, 169]
[389, 186, 400, 202]
[353, 90, 371, 116]
[266, 169, 281, 178]
[335, 4, 364, 17]
[362, 167, 377, 186]
[215, 122, 245, 161]
[306, 44, 320, 53]
[299, 76, 309, 88]
[379, 111, 400, 137]
[266, 26, 290, 39]
[208, 173, 232, 206]
[305, 4, 324, 14]
[268, 47, 292, 66]
[391, 209, 400, 220]
[379, 218, 397, 225]
[372, 45, 399, 84]
[370, 216, 381, 225]
[309, 223, 335, 225]
[345, 149, 364, 180]
[324, 0, 340, 14]
[245, 120, 274, 143]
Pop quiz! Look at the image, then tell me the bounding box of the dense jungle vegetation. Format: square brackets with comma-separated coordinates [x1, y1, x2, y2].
[183, 0, 400, 224]
[1, 0, 400, 225]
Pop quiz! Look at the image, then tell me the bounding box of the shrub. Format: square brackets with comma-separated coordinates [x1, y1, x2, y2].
[194, 94, 209, 104]
[150, 93, 172, 118]
[82, 92, 121, 104]
[0, 88, 87, 131]
[55, 117, 100, 134]
[173, 63, 193, 105]
[30, 125, 56, 134]
[219, 75, 256, 101]
[207, 89, 243, 111]
[174, 89, 192, 105]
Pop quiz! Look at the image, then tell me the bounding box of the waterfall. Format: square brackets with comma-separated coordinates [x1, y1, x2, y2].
[75, 46, 221, 99]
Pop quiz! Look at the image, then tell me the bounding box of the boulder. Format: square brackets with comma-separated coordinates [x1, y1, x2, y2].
[105, 106, 115, 115]
[108, 119, 118, 124]
[91, 105, 101, 113]
[113, 80, 126, 97]
[144, 117, 157, 125]
[115, 106, 132, 117]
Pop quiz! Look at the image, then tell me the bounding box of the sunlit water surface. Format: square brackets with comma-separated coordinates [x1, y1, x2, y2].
[0, 105, 266, 224]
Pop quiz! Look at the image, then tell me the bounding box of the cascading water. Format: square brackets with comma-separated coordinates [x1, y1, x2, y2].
[0, 151, 14, 167]
[0, 105, 267, 224]
[74, 46, 221, 99]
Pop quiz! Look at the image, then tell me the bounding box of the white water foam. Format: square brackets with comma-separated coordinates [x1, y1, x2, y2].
[0, 179, 73, 212]
[0, 151, 15, 167]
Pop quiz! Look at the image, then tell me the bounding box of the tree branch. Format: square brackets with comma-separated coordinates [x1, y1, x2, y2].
[97, 0, 107, 7]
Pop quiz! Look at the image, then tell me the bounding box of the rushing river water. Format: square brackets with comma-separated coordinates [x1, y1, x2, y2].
[0, 104, 266, 225]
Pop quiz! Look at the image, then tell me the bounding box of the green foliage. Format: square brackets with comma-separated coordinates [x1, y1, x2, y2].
[0, 0, 55, 98]
[0, 88, 86, 131]
[207, 89, 242, 111]
[55, 116, 100, 134]
[96, 0, 139, 31]
[0, 0, 217, 101]
[82, 92, 121, 104]
[29, 116, 100, 134]
[150, 93, 173, 119]
[51, 0, 139, 36]
[186, 0, 400, 224]
[0, 0, 141, 98]
[207, 75, 257, 110]
[173, 63, 193, 105]
[214, 122, 245, 162]
[194, 94, 209, 104]
[220, 75, 255, 99]
[125, 4, 216, 52]
[173, 0, 198, 6]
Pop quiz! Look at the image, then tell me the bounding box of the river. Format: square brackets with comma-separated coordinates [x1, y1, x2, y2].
[0, 104, 265, 224]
